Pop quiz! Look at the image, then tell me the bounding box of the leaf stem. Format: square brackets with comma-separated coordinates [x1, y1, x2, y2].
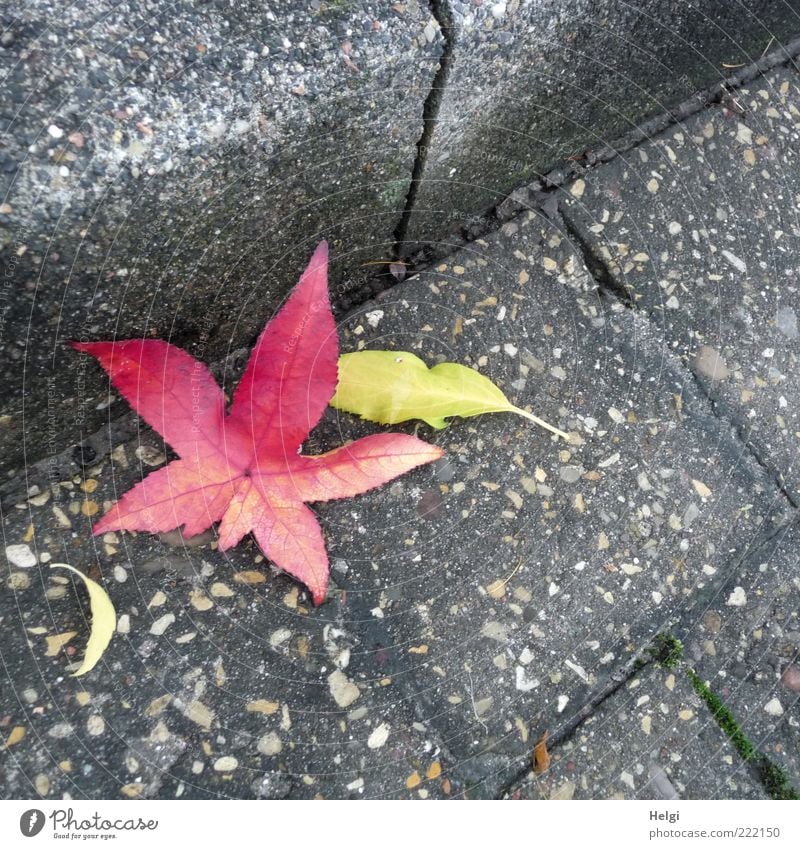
[511, 407, 571, 440]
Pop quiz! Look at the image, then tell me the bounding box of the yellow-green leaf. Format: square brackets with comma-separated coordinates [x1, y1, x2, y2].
[50, 564, 116, 676]
[331, 351, 569, 439]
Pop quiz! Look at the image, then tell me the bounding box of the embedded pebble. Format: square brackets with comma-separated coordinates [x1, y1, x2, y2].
[257, 732, 283, 756]
[328, 670, 360, 708]
[515, 666, 539, 692]
[213, 756, 238, 772]
[6, 572, 30, 590]
[559, 465, 582, 483]
[775, 306, 798, 339]
[481, 621, 509, 643]
[720, 249, 746, 274]
[764, 697, 784, 717]
[86, 715, 105, 736]
[5, 544, 37, 569]
[726, 586, 747, 607]
[693, 346, 730, 381]
[780, 665, 800, 692]
[570, 178, 585, 198]
[367, 723, 390, 749]
[149, 613, 175, 635]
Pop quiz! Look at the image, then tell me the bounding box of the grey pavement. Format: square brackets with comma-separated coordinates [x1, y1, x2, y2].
[2, 63, 800, 800]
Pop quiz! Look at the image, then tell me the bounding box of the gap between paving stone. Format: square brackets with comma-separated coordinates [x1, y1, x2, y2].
[373, 37, 800, 291]
[559, 65, 800, 507]
[393, 0, 455, 254]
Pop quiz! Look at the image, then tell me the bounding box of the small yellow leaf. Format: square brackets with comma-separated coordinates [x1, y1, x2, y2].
[331, 351, 568, 439]
[50, 564, 116, 676]
[45, 631, 78, 656]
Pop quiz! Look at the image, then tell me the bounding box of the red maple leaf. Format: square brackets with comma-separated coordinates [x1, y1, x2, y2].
[71, 242, 443, 604]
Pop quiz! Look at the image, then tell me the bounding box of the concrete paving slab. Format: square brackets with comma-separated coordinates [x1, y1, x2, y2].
[0, 501, 454, 800]
[562, 65, 800, 501]
[314, 211, 790, 796]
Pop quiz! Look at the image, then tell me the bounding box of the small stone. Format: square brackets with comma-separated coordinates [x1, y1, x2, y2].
[328, 670, 360, 708]
[775, 307, 799, 339]
[183, 700, 214, 730]
[726, 586, 747, 607]
[367, 723, 390, 749]
[703, 611, 721, 634]
[149, 613, 175, 635]
[570, 179, 586, 198]
[257, 732, 283, 756]
[764, 697, 784, 717]
[780, 665, 800, 693]
[86, 715, 105, 736]
[189, 589, 213, 611]
[213, 756, 238, 772]
[515, 666, 539, 692]
[721, 249, 747, 274]
[5, 544, 37, 569]
[480, 621, 508, 643]
[6, 572, 31, 590]
[693, 346, 730, 380]
[246, 699, 279, 715]
[692, 479, 712, 498]
[233, 571, 266, 584]
[406, 771, 422, 789]
[559, 465, 582, 483]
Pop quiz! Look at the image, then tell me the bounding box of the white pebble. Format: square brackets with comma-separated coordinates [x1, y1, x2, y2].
[726, 586, 747, 607]
[367, 723, 390, 749]
[149, 613, 175, 635]
[764, 698, 784, 717]
[5, 544, 37, 569]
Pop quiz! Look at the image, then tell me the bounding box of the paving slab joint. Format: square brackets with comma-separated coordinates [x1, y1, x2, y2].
[685, 667, 799, 800]
[498, 631, 677, 798]
[558, 211, 636, 308]
[352, 36, 800, 315]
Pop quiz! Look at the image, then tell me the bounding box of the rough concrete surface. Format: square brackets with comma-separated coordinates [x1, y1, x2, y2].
[563, 66, 800, 501]
[2, 6, 800, 804]
[403, 0, 800, 247]
[0, 0, 443, 476]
